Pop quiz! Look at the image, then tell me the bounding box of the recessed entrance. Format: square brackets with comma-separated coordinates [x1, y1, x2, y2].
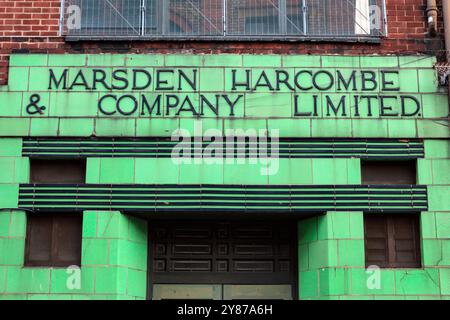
[147, 220, 297, 300]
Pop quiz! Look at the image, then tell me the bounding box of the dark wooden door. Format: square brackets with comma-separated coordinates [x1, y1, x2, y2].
[148, 220, 297, 300]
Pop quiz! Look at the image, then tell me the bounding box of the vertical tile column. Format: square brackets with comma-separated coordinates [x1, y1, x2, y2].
[81, 211, 148, 300]
[298, 212, 365, 300]
[0, 139, 27, 298]
[418, 140, 450, 298]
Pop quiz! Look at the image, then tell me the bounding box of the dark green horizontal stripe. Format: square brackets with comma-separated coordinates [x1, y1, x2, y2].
[22, 138, 424, 159]
[18, 195, 428, 201]
[23, 207, 426, 214]
[18, 183, 427, 212]
[18, 201, 426, 207]
[19, 183, 425, 189]
[22, 144, 424, 150]
[22, 150, 424, 157]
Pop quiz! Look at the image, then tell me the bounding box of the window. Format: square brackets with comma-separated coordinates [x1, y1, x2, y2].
[25, 213, 82, 267]
[364, 214, 421, 268]
[62, 0, 386, 40]
[362, 161, 417, 185]
[30, 159, 86, 184]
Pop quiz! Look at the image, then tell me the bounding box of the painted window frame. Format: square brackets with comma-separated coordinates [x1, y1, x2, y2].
[61, 0, 387, 42]
[24, 213, 83, 268]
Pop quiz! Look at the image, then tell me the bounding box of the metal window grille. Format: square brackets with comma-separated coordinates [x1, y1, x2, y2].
[61, 0, 387, 40]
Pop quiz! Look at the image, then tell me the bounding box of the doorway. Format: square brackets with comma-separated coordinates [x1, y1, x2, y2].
[147, 220, 297, 300]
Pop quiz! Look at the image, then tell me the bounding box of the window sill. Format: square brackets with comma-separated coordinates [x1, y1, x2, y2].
[64, 35, 383, 44]
[22, 265, 81, 269]
[366, 266, 424, 270]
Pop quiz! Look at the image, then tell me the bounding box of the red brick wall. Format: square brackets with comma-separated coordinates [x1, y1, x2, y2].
[0, 0, 446, 84]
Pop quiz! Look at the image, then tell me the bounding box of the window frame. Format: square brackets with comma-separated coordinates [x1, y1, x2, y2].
[29, 159, 87, 184]
[361, 160, 418, 186]
[25, 213, 83, 268]
[364, 214, 422, 269]
[62, 0, 386, 42]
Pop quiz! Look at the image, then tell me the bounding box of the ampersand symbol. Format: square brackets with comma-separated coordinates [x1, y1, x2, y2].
[26, 94, 46, 115]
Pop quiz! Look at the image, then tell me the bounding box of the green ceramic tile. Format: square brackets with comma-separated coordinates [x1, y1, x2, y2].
[337, 240, 365, 266]
[135, 158, 179, 184]
[350, 268, 396, 295]
[418, 69, 439, 93]
[424, 140, 450, 159]
[82, 211, 97, 238]
[81, 239, 109, 266]
[387, 120, 417, 138]
[245, 92, 292, 117]
[322, 56, 360, 68]
[395, 269, 440, 295]
[299, 270, 319, 299]
[127, 269, 146, 298]
[268, 119, 311, 137]
[99, 158, 135, 183]
[59, 118, 95, 137]
[0, 138, 22, 157]
[0, 238, 25, 265]
[311, 119, 352, 137]
[428, 186, 450, 211]
[243, 55, 282, 67]
[282, 55, 321, 67]
[165, 55, 202, 67]
[422, 94, 448, 118]
[10, 54, 48, 67]
[268, 159, 313, 185]
[48, 54, 87, 67]
[421, 212, 437, 239]
[8, 67, 29, 91]
[202, 55, 243, 67]
[125, 55, 164, 67]
[136, 118, 179, 137]
[417, 120, 450, 138]
[399, 56, 436, 68]
[0, 92, 22, 117]
[360, 56, 399, 68]
[0, 184, 19, 208]
[179, 163, 223, 184]
[298, 217, 318, 244]
[199, 68, 225, 92]
[50, 92, 99, 117]
[29, 118, 59, 136]
[397, 69, 419, 92]
[6, 268, 51, 293]
[95, 119, 136, 137]
[352, 119, 388, 137]
[435, 212, 450, 239]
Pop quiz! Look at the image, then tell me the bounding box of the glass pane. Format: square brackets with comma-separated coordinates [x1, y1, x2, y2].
[306, 0, 356, 36]
[145, 0, 224, 36]
[144, 0, 159, 34]
[227, 0, 281, 35]
[286, 0, 305, 35]
[71, 0, 142, 36]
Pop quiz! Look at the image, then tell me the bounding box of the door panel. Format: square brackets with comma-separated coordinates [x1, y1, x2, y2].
[223, 285, 292, 300]
[153, 284, 222, 300]
[152, 284, 293, 300]
[148, 220, 297, 300]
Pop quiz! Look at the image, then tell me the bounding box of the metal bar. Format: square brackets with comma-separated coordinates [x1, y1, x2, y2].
[59, 0, 66, 36]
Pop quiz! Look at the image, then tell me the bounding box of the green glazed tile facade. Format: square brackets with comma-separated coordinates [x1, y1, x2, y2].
[0, 54, 449, 300]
